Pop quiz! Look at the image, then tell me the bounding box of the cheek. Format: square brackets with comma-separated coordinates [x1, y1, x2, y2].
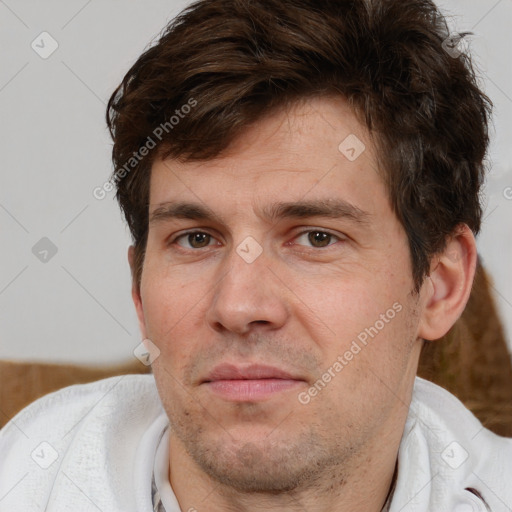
[295, 269, 417, 398]
[140, 256, 205, 352]
[310, 300, 419, 426]
[289, 269, 401, 349]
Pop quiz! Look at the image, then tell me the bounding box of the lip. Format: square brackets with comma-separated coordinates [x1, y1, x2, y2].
[202, 363, 305, 402]
[203, 363, 300, 382]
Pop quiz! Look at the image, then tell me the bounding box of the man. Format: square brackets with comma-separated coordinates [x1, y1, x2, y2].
[1, 0, 511, 511]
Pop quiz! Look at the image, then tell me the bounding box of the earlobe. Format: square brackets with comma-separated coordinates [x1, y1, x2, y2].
[418, 225, 477, 341]
[128, 246, 147, 339]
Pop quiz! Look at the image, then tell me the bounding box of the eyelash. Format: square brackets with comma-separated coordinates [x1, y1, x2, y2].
[170, 229, 345, 251]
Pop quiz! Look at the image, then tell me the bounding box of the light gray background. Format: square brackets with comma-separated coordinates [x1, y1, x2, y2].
[0, 0, 511, 364]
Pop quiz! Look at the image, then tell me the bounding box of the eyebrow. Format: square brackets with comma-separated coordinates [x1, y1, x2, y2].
[149, 199, 371, 226]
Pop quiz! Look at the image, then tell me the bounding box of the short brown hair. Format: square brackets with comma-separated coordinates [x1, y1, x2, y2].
[106, 0, 491, 292]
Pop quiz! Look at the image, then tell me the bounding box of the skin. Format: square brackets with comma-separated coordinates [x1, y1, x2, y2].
[130, 96, 477, 512]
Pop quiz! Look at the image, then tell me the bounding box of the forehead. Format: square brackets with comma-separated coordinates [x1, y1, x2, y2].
[148, 96, 387, 221]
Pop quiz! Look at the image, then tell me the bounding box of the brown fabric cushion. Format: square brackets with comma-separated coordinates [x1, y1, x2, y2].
[0, 359, 150, 429]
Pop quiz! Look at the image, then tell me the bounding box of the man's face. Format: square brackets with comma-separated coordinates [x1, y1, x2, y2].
[135, 96, 427, 492]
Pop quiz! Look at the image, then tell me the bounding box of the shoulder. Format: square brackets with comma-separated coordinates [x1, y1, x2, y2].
[411, 377, 512, 444]
[0, 374, 164, 511]
[397, 377, 512, 510]
[410, 376, 512, 454]
[1, 373, 161, 438]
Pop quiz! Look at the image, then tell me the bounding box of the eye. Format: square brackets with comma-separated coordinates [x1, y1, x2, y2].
[294, 230, 342, 248]
[174, 231, 218, 249]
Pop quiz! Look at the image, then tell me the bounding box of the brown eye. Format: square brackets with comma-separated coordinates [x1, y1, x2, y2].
[174, 232, 215, 249]
[307, 231, 333, 248]
[187, 232, 211, 248]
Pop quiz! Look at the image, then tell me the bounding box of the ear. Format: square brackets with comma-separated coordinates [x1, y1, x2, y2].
[128, 245, 147, 339]
[417, 224, 477, 340]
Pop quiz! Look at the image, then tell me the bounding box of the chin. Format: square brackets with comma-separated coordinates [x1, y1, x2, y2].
[180, 428, 345, 493]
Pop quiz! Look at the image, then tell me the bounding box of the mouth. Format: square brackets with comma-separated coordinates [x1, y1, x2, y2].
[201, 363, 306, 402]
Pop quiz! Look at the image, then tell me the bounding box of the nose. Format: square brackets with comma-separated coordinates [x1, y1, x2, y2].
[205, 242, 290, 336]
